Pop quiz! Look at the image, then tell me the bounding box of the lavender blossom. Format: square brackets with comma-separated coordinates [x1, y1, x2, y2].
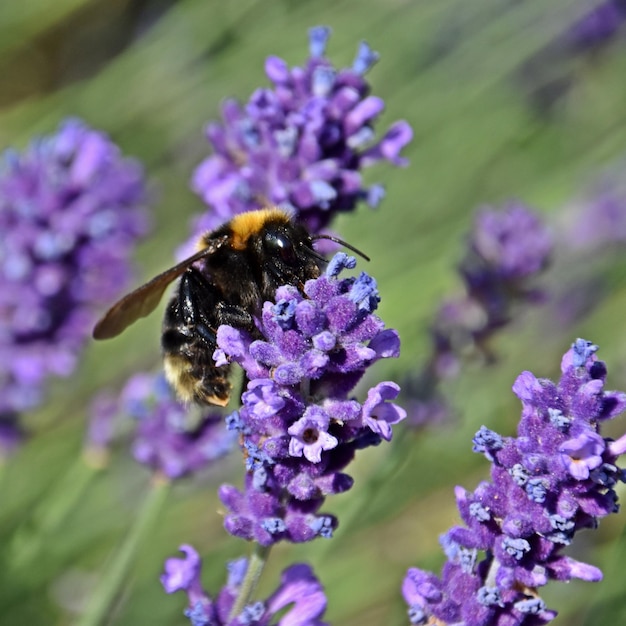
[189, 26, 412, 238]
[517, 1, 626, 116]
[402, 339, 626, 625]
[568, 0, 626, 50]
[403, 202, 552, 428]
[0, 118, 150, 446]
[87, 372, 236, 479]
[162, 545, 328, 625]
[214, 254, 405, 545]
[564, 176, 626, 250]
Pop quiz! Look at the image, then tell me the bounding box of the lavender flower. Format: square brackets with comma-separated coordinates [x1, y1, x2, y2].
[517, 1, 626, 115]
[0, 118, 150, 444]
[568, 0, 626, 50]
[0, 412, 24, 456]
[403, 202, 552, 427]
[402, 339, 626, 625]
[87, 372, 236, 479]
[189, 26, 412, 238]
[84, 392, 119, 466]
[214, 254, 405, 545]
[162, 544, 328, 625]
[564, 175, 626, 250]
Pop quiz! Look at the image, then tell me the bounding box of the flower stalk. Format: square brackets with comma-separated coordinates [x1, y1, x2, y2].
[228, 543, 272, 621]
[77, 475, 171, 626]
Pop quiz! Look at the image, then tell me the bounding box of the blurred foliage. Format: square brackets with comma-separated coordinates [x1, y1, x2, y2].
[2, 0, 626, 624]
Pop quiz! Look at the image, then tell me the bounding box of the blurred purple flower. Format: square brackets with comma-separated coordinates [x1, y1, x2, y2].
[564, 177, 626, 250]
[162, 545, 328, 625]
[402, 339, 626, 625]
[0, 118, 150, 437]
[516, 1, 626, 116]
[0, 412, 24, 457]
[403, 202, 552, 428]
[569, 0, 626, 50]
[87, 372, 236, 479]
[467, 203, 552, 281]
[187, 26, 412, 247]
[214, 253, 404, 545]
[83, 392, 119, 465]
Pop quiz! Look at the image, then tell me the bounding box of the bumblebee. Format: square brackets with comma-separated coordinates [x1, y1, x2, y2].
[93, 208, 367, 406]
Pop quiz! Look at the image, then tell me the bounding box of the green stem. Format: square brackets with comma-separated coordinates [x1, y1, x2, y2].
[229, 543, 272, 620]
[76, 475, 171, 626]
[9, 453, 104, 571]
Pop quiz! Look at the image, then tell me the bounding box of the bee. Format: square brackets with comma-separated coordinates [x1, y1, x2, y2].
[93, 207, 368, 407]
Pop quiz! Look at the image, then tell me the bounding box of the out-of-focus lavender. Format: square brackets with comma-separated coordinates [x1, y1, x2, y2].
[0, 118, 150, 454]
[162, 545, 328, 625]
[517, 1, 626, 116]
[87, 372, 236, 478]
[402, 339, 626, 625]
[568, 0, 626, 50]
[214, 253, 405, 545]
[184, 26, 412, 253]
[561, 175, 626, 250]
[402, 202, 552, 427]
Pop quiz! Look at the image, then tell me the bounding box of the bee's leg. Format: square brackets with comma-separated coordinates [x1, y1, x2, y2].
[162, 269, 215, 349]
[162, 269, 232, 406]
[180, 268, 219, 343]
[214, 303, 255, 331]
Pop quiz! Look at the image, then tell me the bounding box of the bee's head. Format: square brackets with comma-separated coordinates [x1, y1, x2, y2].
[256, 221, 323, 294]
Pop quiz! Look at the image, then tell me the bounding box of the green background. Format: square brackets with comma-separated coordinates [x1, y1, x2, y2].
[2, 0, 626, 624]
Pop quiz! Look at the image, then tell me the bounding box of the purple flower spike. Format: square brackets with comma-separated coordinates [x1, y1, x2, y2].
[568, 0, 626, 50]
[403, 201, 552, 428]
[188, 27, 412, 239]
[216, 254, 404, 545]
[402, 340, 626, 624]
[162, 547, 328, 626]
[470, 202, 552, 279]
[0, 118, 150, 434]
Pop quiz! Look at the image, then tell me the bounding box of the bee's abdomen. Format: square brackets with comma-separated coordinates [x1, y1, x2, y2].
[162, 352, 231, 407]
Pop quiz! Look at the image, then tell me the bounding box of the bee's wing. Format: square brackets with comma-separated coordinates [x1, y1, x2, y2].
[92, 236, 228, 340]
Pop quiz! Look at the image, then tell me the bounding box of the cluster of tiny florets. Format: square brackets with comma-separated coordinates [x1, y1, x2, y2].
[188, 26, 412, 243]
[214, 253, 405, 545]
[402, 339, 626, 625]
[568, 0, 626, 50]
[88, 372, 236, 479]
[0, 118, 149, 451]
[162, 545, 328, 626]
[403, 202, 552, 428]
[437, 201, 552, 370]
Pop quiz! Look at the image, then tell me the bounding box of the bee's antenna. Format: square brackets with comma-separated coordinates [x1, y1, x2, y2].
[301, 245, 328, 265]
[311, 234, 370, 262]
